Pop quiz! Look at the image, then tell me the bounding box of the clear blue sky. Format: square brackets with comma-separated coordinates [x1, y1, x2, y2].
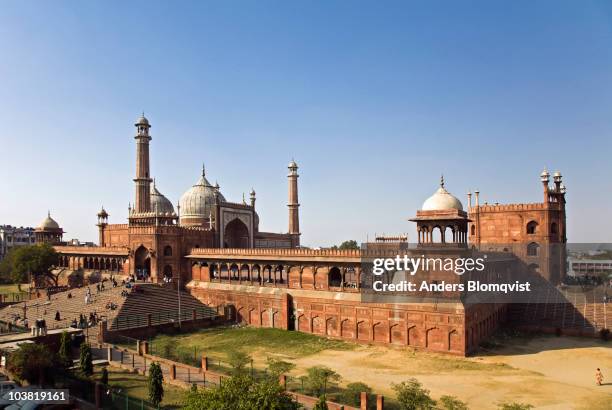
[1, 1, 611, 245]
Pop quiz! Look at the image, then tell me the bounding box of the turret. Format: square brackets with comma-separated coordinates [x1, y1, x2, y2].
[287, 159, 300, 247]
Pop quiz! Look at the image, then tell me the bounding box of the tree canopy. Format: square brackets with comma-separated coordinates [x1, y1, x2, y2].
[183, 374, 300, 410]
[0, 243, 59, 285]
[331, 240, 359, 250]
[7, 343, 54, 385]
[392, 378, 436, 410]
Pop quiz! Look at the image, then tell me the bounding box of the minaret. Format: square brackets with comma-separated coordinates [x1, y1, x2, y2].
[96, 207, 109, 246]
[134, 114, 152, 213]
[540, 167, 550, 203]
[287, 159, 300, 247]
[250, 188, 256, 208]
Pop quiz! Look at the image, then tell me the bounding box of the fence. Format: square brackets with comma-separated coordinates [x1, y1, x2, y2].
[110, 307, 219, 331]
[56, 369, 164, 409]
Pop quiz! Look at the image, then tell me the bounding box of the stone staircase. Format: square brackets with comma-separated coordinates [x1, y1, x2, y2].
[0, 283, 218, 342]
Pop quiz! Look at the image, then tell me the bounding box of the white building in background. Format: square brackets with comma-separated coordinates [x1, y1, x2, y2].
[0, 225, 36, 260]
[567, 257, 612, 277]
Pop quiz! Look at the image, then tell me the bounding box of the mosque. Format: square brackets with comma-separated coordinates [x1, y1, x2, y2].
[51, 114, 569, 355]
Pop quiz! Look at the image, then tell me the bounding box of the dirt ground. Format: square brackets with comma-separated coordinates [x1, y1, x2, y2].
[254, 336, 612, 409]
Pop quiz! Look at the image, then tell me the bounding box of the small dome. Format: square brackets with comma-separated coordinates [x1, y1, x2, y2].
[288, 159, 298, 168]
[150, 181, 174, 214]
[421, 177, 463, 211]
[179, 166, 226, 225]
[38, 212, 60, 230]
[135, 114, 150, 126]
[97, 207, 108, 218]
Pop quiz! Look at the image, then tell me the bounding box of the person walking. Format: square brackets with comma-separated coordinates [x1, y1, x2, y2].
[596, 368, 604, 386]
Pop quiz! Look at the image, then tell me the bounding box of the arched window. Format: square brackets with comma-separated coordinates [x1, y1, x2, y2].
[550, 223, 558, 234]
[163, 245, 172, 257]
[526, 221, 538, 235]
[527, 242, 539, 257]
[329, 267, 342, 287]
[470, 225, 476, 236]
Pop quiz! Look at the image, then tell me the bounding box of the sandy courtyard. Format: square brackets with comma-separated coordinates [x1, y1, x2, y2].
[266, 336, 612, 409]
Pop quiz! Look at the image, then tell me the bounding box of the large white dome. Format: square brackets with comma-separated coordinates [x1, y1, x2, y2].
[179, 166, 225, 223]
[422, 178, 463, 211]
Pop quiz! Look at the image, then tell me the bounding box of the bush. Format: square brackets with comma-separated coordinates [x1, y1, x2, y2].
[302, 366, 340, 397]
[148, 362, 164, 406]
[227, 351, 252, 375]
[392, 378, 436, 410]
[498, 402, 534, 410]
[184, 373, 300, 410]
[7, 343, 54, 385]
[58, 331, 72, 368]
[266, 357, 295, 377]
[599, 328, 610, 341]
[439, 395, 468, 410]
[100, 367, 109, 386]
[339, 382, 372, 408]
[313, 395, 329, 410]
[79, 343, 93, 377]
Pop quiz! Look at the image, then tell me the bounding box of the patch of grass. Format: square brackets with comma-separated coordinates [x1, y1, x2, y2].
[399, 351, 516, 374]
[95, 366, 186, 409]
[0, 284, 29, 294]
[150, 326, 355, 363]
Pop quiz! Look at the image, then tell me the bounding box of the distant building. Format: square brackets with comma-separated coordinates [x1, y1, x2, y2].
[0, 225, 35, 260]
[568, 258, 612, 277]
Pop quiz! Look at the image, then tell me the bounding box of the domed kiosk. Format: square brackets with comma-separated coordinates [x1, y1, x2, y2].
[410, 176, 470, 247]
[35, 211, 64, 244]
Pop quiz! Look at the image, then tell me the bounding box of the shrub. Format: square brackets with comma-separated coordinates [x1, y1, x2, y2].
[599, 328, 610, 341]
[58, 331, 72, 368]
[392, 378, 436, 410]
[79, 343, 93, 377]
[439, 395, 468, 410]
[498, 402, 534, 410]
[339, 382, 372, 408]
[100, 367, 109, 386]
[313, 395, 329, 410]
[227, 351, 252, 375]
[303, 366, 341, 397]
[148, 362, 164, 406]
[7, 343, 54, 385]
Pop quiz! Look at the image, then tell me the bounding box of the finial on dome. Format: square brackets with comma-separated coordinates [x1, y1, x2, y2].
[440, 174, 445, 188]
[48, 210, 51, 218]
[202, 163, 206, 177]
[242, 193, 246, 204]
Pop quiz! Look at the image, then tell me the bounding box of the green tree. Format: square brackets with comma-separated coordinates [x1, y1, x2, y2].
[392, 379, 436, 410]
[148, 362, 164, 406]
[227, 350, 251, 376]
[266, 357, 295, 377]
[79, 343, 93, 377]
[58, 331, 72, 368]
[313, 395, 329, 410]
[183, 374, 300, 410]
[497, 403, 534, 410]
[338, 240, 359, 250]
[439, 395, 468, 410]
[339, 382, 372, 408]
[100, 367, 109, 386]
[0, 244, 59, 285]
[303, 366, 341, 397]
[7, 343, 54, 385]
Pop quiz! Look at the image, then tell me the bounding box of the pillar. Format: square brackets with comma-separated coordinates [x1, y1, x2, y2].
[360, 392, 368, 410]
[376, 395, 384, 410]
